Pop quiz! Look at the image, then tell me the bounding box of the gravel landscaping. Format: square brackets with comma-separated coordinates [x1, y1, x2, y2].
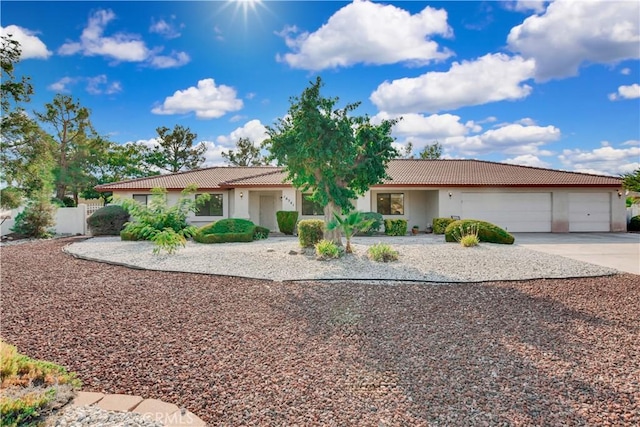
[64, 235, 618, 282]
[1, 238, 639, 426]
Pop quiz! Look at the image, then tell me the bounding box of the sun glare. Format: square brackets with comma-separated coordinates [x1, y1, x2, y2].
[229, 0, 264, 24]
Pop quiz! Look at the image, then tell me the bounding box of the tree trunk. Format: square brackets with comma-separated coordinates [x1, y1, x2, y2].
[323, 200, 342, 246]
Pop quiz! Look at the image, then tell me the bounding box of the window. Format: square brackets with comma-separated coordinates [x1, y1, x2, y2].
[376, 193, 404, 215]
[302, 194, 324, 216]
[133, 194, 149, 205]
[196, 194, 223, 216]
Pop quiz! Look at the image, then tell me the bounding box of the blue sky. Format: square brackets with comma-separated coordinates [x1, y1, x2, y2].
[2, 0, 639, 176]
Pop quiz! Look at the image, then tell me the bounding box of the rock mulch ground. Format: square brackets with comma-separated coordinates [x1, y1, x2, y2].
[1, 238, 639, 426]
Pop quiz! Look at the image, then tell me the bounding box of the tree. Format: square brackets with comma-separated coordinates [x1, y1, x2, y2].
[221, 137, 266, 166]
[1, 35, 34, 147]
[622, 169, 640, 192]
[399, 141, 414, 159]
[35, 94, 96, 201]
[145, 125, 206, 173]
[264, 77, 399, 246]
[622, 168, 640, 206]
[419, 141, 443, 159]
[326, 211, 374, 253]
[81, 140, 158, 203]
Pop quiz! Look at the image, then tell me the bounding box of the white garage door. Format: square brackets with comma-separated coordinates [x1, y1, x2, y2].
[569, 193, 610, 232]
[461, 192, 552, 232]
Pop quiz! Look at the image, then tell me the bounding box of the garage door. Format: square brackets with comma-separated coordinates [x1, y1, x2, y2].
[569, 193, 610, 232]
[461, 192, 552, 232]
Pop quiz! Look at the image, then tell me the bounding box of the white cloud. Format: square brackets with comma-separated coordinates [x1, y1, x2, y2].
[215, 119, 268, 146]
[507, 0, 640, 81]
[504, 1, 548, 14]
[373, 112, 469, 144]
[86, 75, 122, 95]
[152, 79, 243, 119]
[201, 141, 228, 167]
[277, 0, 452, 70]
[608, 83, 640, 101]
[503, 154, 551, 168]
[149, 17, 182, 39]
[148, 51, 190, 69]
[370, 53, 535, 113]
[621, 67, 631, 75]
[58, 9, 189, 68]
[559, 142, 640, 176]
[130, 138, 159, 149]
[58, 10, 149, 61]
[444, 122, 561, 157]
[1, 25, 51, 59]
[47, 77, 77, 92]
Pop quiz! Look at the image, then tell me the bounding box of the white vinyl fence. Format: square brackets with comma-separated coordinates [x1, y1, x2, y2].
[628, 205, 640, 223]
[1, 204, 91, 237]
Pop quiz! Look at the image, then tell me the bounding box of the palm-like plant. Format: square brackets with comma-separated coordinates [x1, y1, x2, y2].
[326, 211, 374, 253]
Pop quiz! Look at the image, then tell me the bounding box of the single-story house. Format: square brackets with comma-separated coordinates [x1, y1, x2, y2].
[95, 159, 627, 233]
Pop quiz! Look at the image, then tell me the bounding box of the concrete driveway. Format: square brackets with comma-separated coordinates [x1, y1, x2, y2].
[514, 233, 640, 275]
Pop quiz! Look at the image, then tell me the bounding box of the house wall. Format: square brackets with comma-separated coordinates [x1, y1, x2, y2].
[109, 186, 627, 234]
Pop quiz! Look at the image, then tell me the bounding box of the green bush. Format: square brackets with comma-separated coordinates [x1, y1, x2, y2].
[315, 239, 342, 260]
[253, 226, 270, 240]
[629, 215, 640, 231]
[193, 218, 258, 244]
[357, 212, 383, 235]
[87, 205, 130, 236]
[120, 230, 141, 241]
[298, 219, 324, 247]
[367, 243, 399, 262]
[1, 340, 81, 427]
[11, 197, 56, 238]
[384, 219, 407, 236]
[276, 211, 298, 235]
[433, 217, 455, 234]
[114, 185, 207, 254]
[444, 219, 515, 245]
[0, 187, 23, 210]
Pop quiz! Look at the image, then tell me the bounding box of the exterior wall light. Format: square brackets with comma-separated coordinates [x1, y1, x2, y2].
[448, 192, 453, 198]
[240, 191, 244, 199]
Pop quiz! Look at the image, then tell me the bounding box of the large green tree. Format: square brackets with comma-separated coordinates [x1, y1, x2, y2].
[264, 77, 399, 245]
[221, 137, 266, 166]
[1, 35, 34, 148]
[82, 141, 158, 202]
[145, 125, 206, 173]
[622, 169, 640, 192]
[35, 94, 98, 202]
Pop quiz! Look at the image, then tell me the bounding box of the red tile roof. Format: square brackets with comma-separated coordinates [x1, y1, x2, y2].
[95, 159, 622, 191]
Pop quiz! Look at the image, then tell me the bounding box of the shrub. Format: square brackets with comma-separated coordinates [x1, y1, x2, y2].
[11, 197, 56, 238]
[253, 226, 270, 240]
[384, 219, 407, 236]
[0, 187, 23, 210]
[193, 218, 257, 244]
[86, 205, 130, 236]
[367, 243, 399, 262]
[327, 211, 374, 253]
[357, 212, 383, 235]
[315, 239, 342, 260]
[433, 217, 455, 234]
[629, 215, 640, 231]
[298, 219, 324, 248]
[449, 222, 480, 247]
[114, 185, 208, 254]
[276, 211, 298, 235]
[444, 219, 515, 245]
[0, 340, 81, 427]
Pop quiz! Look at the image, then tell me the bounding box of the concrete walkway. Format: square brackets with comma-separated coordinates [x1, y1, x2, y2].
[514, 232, 640, 275]
[72, 391, 206, 426]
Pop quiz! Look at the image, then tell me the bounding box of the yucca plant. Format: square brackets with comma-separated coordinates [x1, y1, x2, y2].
[326, 211, 374, 253]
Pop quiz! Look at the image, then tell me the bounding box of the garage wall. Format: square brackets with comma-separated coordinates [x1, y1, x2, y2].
[438, 187, 626, 233]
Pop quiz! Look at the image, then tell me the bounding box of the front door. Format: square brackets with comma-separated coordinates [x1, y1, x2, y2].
[259, 195, 276, 231]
